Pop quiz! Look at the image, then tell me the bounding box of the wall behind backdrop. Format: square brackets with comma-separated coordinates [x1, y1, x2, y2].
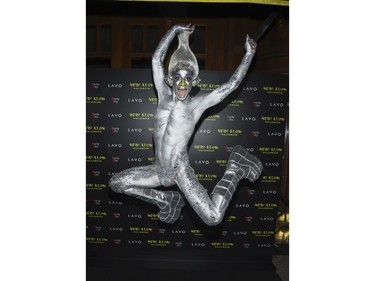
[86, 68, 288, 266]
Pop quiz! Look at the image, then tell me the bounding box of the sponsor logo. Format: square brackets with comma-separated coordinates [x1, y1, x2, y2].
[129, 82, 153, 90]
[259, 147, 283, 155]
[111, 127, 120, 133]
[148, 157, 155, 164]
[262, 189, 277, 195]
[148, 97, 158, 104]
[86, 155, 106, 163]
[191, 242, 206, 247]
[205, 114, 220, 121]
[211, 242, 234, 249]
[107, 113, 123, 118]
[198, 83, 220, 91]
[129, 143, 153, 150]
[243, 86, 258, 91]
[86, 211, 107, 218]
[86, 126, 105, 133]
[128, 128, 143, 133]
[92, 199, 101, 205]
[260, 216, 274, 221]
[263, 86, 287, 94]
[252, 230, 275, 237]
[247, 189, 255, 196]
[108, 200, 123, 205]
[254, 203, 278, 210]
[269, 102, 285, 107]
[243, 243, 250, 249]
[250, 131, 260, 137]
[128, 157, 142, 162]
[191, 229, 203, 236]
[193, 145, 219, 153]
[171, 230, 186, 235]
[86, 96, 105, 103]
[128, 214, 142, 219]
[86, 237, 108, 244]
[196, 129, 211, 134]
[107, 83, 122, 88]
[224, 99, 244, 107]
[157, 228, 166, 234]
[235, 203, 250, 208]
[257, 243, 272, 248]
[261, 175, 281, 183]
[261, 116, 286, 124]
[86, 183, 106, 190]
[94, 226, 102, 232]
[108, 143, 123, 148]
[111, 157, 120, 163]
[113, 239, 121, 245]
[265, 162, 280, 167]
[112, 213, 121, 218]
[91, 171, 100, 177]
[196, 174, 217, 181]
[226, 215, 236, 222]
[91, 142, 100, 149]
[241, 116, 256, 121]
[129, 112, 154, 120]
[127, 98, 143, 103]
[109, 227, 123, 232]
[244, 216, 253, 222]
[217, 128, 242, 137]
[147, 240, 171, 247]
[267, 132, 283, 137]
[194, 160, 210, 165]
[226, 115, 235, 122]
[91, 113, 100, 119]
[252, 101, 262, 107]
[89, 83, 99, 89]
[111, 97, 120, 103]
[147, 213, 159, 221]
[174, 242, 183, 247]
[129, 227, 152, 234]
[128, 240, 142, 244]
[216, 160, 227, 167]
[234, 231, 248, 236]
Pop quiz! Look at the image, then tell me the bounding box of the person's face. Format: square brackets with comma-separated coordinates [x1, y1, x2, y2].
[172, 69, 193, 101]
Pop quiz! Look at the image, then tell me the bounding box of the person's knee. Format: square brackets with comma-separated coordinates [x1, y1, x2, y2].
[109, 171, 131, 194]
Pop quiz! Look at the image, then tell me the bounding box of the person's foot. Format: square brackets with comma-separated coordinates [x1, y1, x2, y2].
[227, 145, 263, 181]
[157, 191, 185, 223]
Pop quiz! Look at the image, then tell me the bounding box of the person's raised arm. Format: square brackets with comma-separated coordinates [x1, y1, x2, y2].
[152, 24, 194, 95]
[199, 35, 257, 110]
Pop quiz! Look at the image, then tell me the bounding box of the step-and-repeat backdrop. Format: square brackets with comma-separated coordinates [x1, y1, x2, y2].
[86, 68, 288, 261]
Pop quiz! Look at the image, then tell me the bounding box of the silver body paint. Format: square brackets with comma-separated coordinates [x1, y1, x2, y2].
[109, 25, 262, 226]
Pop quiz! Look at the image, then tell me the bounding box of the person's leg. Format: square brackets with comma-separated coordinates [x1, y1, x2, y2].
[109, 165, 185, 223]
[175, 145, 262, 226]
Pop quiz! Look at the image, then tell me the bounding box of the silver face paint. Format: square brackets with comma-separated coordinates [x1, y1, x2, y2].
[108, 24, 261, 226]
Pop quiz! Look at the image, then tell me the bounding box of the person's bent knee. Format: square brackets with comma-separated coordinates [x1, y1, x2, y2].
[109, 172, 131, 194]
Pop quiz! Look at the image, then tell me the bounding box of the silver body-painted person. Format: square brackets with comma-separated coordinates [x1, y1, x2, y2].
[109, 24, 263, 226]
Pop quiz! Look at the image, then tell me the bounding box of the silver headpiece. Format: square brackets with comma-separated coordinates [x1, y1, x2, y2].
[165, 29, 201, 87]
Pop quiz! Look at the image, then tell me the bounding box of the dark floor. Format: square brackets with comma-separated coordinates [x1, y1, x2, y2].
[87, 255, 289, 281]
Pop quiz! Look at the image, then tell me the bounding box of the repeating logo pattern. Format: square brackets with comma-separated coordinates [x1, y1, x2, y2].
[86, 69, 288, 257]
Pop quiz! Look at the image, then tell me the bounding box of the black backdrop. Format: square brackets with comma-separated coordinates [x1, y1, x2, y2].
[86, 68, 288, 266]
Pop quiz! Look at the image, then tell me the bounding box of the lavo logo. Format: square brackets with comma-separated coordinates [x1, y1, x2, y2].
[269, 102, 284, 107]
[108, 143, 122, 148]
[191, 243, 205, 247]
[107, 113, 122, 118]
[107, 83, 122, 88]
[194, 160, 210, 165]
[128, 98, 142, 103]
[265, 162, 280, 167]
